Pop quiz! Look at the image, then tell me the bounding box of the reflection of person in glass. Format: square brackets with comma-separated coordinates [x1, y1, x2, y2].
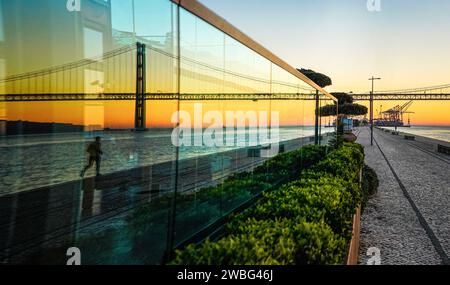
[80, 136, 103, 177]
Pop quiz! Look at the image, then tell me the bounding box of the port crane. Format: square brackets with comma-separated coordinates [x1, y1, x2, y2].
[376, 101, 414, 127]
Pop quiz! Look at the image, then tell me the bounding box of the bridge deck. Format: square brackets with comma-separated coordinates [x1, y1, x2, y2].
[2, 93, 450, 102]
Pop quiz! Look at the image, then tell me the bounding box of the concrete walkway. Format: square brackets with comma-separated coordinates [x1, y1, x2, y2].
[357, 127, 450, 265]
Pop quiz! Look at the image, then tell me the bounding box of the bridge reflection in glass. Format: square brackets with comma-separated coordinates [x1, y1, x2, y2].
[0, 0, 337, 264]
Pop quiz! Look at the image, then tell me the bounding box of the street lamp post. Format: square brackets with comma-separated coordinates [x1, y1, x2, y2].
[368, 76, 381, 146]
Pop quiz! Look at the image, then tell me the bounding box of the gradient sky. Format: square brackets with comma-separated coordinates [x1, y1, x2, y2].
[199, 0, 450, 125]
[3, 0, 449, 127]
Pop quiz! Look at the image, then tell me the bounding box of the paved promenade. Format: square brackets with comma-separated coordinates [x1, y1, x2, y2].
[357, 127, 450, 265]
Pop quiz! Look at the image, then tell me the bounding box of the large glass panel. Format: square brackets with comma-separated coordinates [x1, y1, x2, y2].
[0, 0, 335, 265]
[0, 0, 178, 265]
[0, 0, 4, 42]
[176, 9, 226, 246]
[175, 8, 275, 247]
[319, 94, 338, 145]
[224, 36, 271, 94]
[180, 9, 225, 95]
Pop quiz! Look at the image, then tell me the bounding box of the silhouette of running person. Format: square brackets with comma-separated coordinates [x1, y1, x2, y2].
[80, 136, 103, 177]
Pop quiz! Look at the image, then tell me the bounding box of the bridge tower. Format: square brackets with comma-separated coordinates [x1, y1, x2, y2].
[135, 42, 147, 131]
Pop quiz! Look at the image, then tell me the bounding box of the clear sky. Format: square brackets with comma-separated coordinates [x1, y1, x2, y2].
[199, 0, 450, 125]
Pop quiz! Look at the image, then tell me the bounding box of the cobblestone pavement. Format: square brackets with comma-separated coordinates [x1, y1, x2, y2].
[357, 127, 450, 265]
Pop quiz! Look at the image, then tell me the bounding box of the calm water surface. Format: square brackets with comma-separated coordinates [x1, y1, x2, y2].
[0, 126, 333, 195]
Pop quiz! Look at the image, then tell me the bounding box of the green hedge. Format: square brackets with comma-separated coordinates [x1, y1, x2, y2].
[171, 218, 346, 265]
[222, 144, 330, 186]
[130, 145, 329, 231]
[233, 175, 359, 239]
[361, 164, 379, 210]
[170, 143, 365, 265]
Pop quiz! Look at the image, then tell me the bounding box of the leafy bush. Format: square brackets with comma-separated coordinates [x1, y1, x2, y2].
[229, 175, 358, 239]
[171, 143, 365, 265]
[253, 144, 330, 183]
[329, 133, 345, 149]
[311, 143, 364, 182]
[170, 218, 347, 265]
[129, 145, 329, 232]
[195, 178, 271, 201]
[361, 164, 379, 210]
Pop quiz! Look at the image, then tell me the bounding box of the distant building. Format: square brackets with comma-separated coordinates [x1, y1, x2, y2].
[0, 120, 85, 136]
[85, 124, 103, 132]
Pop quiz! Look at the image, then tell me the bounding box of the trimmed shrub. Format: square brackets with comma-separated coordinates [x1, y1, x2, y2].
[171, 143, 365, 265]
[311, 143, 364, 182]
[229, 175, 358, 239]
[130, 145, 329, 231]
[252, 144, 330, 183]
[170, 218, 347, 265]
[361, 164, 379, 210]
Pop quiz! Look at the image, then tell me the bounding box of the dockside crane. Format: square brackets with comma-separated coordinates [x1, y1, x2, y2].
[381, 100, 414, 126]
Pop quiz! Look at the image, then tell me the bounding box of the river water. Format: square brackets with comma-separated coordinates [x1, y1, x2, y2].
[0, 126, 333, 196]
[380, 125, 450, 143]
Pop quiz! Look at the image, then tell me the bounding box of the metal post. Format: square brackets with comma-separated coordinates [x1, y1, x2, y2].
[369, 76, 381, 146]
[370, 91, 373, 146]
[336, 102, 339, 135]
[164, 4, 181, 263]
[314, 90, 319, 145]
[135, 42, 146, 131]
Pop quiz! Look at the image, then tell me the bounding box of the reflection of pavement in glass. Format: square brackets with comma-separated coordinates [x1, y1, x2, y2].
[0, 127, 333, 196]
[0, 135, 322, 264]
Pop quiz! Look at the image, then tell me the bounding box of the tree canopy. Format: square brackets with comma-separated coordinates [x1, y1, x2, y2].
[331, 92, 354, 105]
[298, 68, 332, 88]
[297, 69, 367, 118]
[319, 92, 368, 117]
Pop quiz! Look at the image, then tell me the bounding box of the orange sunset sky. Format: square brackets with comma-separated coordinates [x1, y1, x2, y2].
[2, 100, 323, 129]
[3, 98, 448, 128]
[1, 0, 449, 128]
[199, 0, 450, 126]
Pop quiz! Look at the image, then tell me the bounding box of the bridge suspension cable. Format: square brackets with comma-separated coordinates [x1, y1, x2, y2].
[3, 42, 450, 102]
[0, 45, 137, 84]
[0, 40, 317, 102]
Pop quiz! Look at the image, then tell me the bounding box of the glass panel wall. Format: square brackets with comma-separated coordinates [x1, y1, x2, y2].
[0, 0, 337, 265]
[319, 94, 338, 145]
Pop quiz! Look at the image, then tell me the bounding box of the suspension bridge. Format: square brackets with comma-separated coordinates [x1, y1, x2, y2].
[351, 85, 450, 101]
[2, 42, 450, 102]
[1, 42, 450, 129]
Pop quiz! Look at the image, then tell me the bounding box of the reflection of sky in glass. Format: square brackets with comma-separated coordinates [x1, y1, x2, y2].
[111, 0, 174, 42]
[83, 27, 104, 58]
[1, 0, 333, 128]
[111, 0, 133, 32]
[0, 0, 4, 41]
[0, 59, 4, 79]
